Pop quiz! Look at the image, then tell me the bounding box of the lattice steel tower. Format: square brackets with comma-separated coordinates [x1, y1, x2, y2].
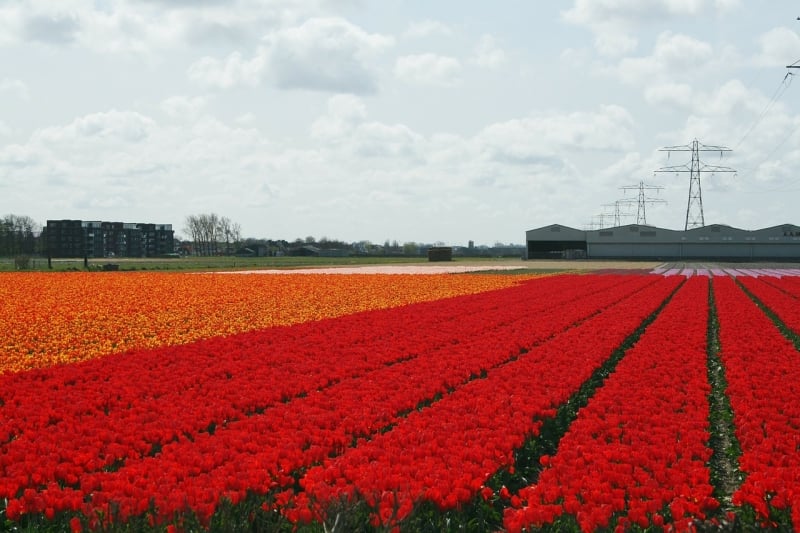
[619, 181, 665, 225]
[655, 139, 736, 230]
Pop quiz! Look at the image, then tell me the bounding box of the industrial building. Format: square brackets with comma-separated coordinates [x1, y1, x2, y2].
[526, 223, 800, 261]
[46, 219, 174, 258]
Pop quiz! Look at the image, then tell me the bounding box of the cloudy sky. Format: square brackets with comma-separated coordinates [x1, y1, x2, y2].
[2, 1, 800, 245]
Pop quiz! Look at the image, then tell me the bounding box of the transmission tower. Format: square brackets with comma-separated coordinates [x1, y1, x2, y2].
[619, 181, 666, 225]
[585, 213, 611, 230]
[603, 201, 625, 227]
[655, 139, 736, 230]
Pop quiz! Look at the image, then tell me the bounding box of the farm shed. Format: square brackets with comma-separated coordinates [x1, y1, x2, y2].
[525, 224, 588, 259]
[427, 247, 453, 261]
[526, 223, 800, 261]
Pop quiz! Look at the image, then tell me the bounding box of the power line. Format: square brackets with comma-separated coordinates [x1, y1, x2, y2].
[735, 118, 800, 184]
[733, 71, 793, 150]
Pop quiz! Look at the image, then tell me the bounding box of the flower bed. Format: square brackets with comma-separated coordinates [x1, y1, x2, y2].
[504, 276, 717, 532]
[295, 276, 681, 528]
[737, 276, 800, 335]
[3, 272, 800, 532]
[714, 277, 800, 530]
[0, 274, 633, 526]
[0, 272, 531, 374]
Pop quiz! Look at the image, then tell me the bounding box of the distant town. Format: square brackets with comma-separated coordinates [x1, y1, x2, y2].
[0, 214, 525, 262]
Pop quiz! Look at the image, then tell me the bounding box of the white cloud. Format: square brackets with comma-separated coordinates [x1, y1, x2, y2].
[714, 0, 743, 13]
[561, 0, 740, 57]
[0, 78, 30, 100]
[264, 17, 393, 93]
[0, 109, 279, 220]
[311, 94, 367, 138]
[563, 0, 705, 27]
[695, 79, 760, 116]
[25, 11, 82, 44]
[0, 5, 84, 46]
[395, 53, 462, 87]
[403, 19, 453, 39]
[472, 35, 506, 68]
[188, 51, 265, 89]
[160, 95, 208, 119]
[0, 2, 170, 53]
[0, 98, 641, 242]
[0, 143, 40, 169]
[612, 32, 715, 86]
[596, 32, 638, 57]
[560, 46, 592, 68]
[235, 112, 256, 125]
[755, 27, 800, 67]
[188, 17, 393, 93]
[0, 7, 21, 46]
[311, 95, 423, 162]
[34, 110, 156, 144]
[0, 1, 322, 54]
[653, 32, 714, 67]
[476, 105, 636, 164]
[643, 78, 783, 136]
[644, 82, 694, 107]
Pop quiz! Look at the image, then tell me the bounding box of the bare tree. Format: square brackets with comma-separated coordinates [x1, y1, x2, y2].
[218, 216, 242, 255]
[0, 214, 40, 257]
[184, 215, 201, 256]
[184, 213, 241, 256]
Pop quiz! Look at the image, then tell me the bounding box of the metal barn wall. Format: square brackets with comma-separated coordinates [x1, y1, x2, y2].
[681, 243, 752, 259]
[526, 223, 800, 260]
[587, 242, 682, 259]
[751, 243, 800, 259]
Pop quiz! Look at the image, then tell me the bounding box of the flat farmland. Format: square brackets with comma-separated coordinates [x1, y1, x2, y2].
[2, 269, 800, 532]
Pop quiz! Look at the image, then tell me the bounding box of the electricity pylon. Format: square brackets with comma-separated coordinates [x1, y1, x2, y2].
[602, 201, 632, 227]
[619, 181, 666, 225]
[655, 139, 736, 230]
[585, 213, 611, 230]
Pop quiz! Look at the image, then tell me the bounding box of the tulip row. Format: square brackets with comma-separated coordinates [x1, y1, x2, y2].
[0, 272, 530, 374]
[0, 274, 648, 526]
[504, 276, 718, 533]
[736, 276, 800, 336]
[713, 277, 800, 530]
[295, 275, 682, 527]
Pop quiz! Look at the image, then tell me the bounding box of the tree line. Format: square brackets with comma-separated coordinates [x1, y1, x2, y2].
[1, 212, 526, 262]
[183, 213, 242, 256]
[0, 214, 40, 257]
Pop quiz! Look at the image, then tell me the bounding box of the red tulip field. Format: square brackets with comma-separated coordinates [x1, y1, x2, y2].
[1, 269, 800, 532]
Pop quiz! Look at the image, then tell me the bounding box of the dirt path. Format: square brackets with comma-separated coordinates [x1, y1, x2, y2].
[219, 259, 663, 275]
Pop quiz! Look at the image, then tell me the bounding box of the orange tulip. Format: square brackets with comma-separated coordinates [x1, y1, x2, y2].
[0, 272, 536, 374]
